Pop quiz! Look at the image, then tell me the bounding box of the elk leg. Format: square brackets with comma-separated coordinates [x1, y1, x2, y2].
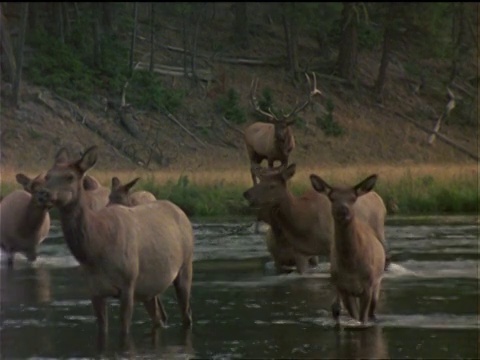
[6, 252, 14, 268]
[157, 296, 168, 325]
[359, 291, 373, 324]
[143, 296, 167, 330]
[308, 256, 319, 267]
[293, 253, 308, 274]
[119, 286, 135, 339]
[369, 284, 381, 321]
[92, 295, 108, 349]
[173, 262, 193, 328]
[340, 290, 359, 321]
[331, 295, 341, 323]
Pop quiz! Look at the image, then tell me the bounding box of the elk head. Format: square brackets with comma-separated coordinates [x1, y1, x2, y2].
[250, 72, 322, 147]
[108, 176, 141, 206]
[38, 146, 98, 209]
[243, 163, 296, 208]
[310, 174, 378, 225]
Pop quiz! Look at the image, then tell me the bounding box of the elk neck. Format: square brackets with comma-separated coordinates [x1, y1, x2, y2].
[332, 216, 363, 261]
[17, 198, 49, 238]
[272, 191, 306, 238]
[58, 189, 103, 266]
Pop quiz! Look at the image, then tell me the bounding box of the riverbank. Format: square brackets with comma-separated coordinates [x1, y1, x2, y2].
[1, 163, 477, 217]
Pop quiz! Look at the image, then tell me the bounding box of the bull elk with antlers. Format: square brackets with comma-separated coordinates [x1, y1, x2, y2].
[244, 72, 322, 186]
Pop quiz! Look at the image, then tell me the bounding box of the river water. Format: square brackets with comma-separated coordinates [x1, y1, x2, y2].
[0, 215, 478, 359]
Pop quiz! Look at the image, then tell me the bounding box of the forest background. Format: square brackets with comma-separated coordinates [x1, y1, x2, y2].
[0, 2, 478, 217]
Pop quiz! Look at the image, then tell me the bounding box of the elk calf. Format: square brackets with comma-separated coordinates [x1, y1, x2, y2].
[108, 177, 156, 207]
[310, 174, 386, 325]
[38, 146, 194, 342]
[244, 73, 322, 185]
[0, 173, 51, 267]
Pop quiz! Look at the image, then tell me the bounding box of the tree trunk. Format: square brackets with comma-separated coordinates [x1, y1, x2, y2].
[336, 2, 358, 84]
[28, 2, 38, 31]
[62, 2, 70, 40]
[55, 2, 64, 43]
[190, 5, 204, 83]
[12, 2, 28, 107]
[102, 2, 114, 34]
[92, 2, 101, 68]
[181, 7, 189, 78]
[129, 2, 138, 75]
[149, 2, 155, 73]
[374, 3, 395, 101]
[282, 3, 298, 80]
[0, 6, 16, 83]
[449, 3, 467, 84]
[232, 3, 248, 49]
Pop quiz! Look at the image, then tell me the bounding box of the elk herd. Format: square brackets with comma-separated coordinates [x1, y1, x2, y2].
[0, 72, 391, 343]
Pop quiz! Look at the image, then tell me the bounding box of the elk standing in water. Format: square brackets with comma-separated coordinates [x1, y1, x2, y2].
[243, 164, 389, 275]
[38, 146, 194, 345]
[0, 173, 50, 267]
[244, 72, 322, 186]
[310, 174, 386, 325]
[107, 176, 167, 325]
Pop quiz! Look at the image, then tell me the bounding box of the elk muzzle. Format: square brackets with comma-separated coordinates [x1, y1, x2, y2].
[243, 189, 258, 207]
[332, 204, 352, 223]
[36, 189, 55, 209]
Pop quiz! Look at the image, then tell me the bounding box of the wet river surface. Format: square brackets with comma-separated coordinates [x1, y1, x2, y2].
[0, 215, 478, 359]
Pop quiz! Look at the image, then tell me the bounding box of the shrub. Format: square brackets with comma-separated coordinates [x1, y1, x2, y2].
[127, 71, 185, 112]
[216, 88, 247, 124]
[315, 99, 344, 137]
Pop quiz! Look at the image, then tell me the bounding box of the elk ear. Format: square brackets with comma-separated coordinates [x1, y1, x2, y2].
[54, 147, 70, 165]
[30, 174, 46, 193]
[354, 174, 378, 197]
[282, 163, 296, 181]
[124, 177, 140, 192]
[76, 146, 98, 174]
[111, 177, 121, 190]
[83, 175, 99, 190]
[310, 174, 332, 195]
[16, 173, 31, 190]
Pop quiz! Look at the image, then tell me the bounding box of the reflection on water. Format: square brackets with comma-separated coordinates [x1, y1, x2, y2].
[0, 215, 478, 359]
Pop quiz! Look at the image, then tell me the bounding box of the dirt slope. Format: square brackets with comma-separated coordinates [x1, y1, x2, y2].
[0, 4, 477, 175]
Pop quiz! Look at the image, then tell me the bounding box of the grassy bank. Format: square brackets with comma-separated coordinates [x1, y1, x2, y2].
[1, 164, 478, 217]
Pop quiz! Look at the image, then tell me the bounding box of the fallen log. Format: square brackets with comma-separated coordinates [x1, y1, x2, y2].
[393, 111, 478, 161]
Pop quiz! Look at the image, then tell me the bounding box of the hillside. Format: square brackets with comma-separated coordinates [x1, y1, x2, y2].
[0, 3, 478, 176]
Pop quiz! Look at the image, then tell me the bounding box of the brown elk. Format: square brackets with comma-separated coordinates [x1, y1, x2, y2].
[0, 173, 51, 267]
[243, 164, 388, 275]
[257, 205, 319, 273]
[310, 173, 386, 325]
[107, 176, 166, 326]
[108, 177, 156, 207]
[37, 146, 194, 342]
[244, 73, 322, 186]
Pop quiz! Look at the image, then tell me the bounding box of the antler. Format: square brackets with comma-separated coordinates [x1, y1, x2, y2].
[251, 163, 287, 178]
[250, 78, 278, 122]
[282, 72, 322, 123]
